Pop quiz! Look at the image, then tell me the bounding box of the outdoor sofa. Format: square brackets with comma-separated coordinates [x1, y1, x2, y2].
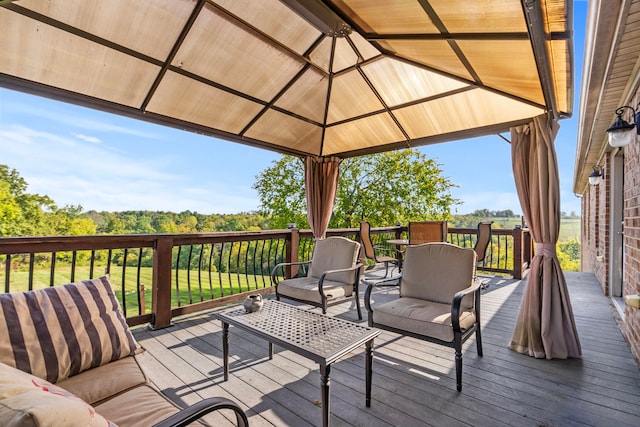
[0, 275, 248, 427]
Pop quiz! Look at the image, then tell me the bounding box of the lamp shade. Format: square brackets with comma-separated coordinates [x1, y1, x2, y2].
[588, 167, 601, 185]
[608, 128, 635, 148]
[606, 111, 636, 148]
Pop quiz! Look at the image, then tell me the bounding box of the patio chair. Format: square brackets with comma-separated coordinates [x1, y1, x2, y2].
[359, 221, 401, 278]
[473, 221, 493, 289]
[474, 221, 493, 264]
[408, 221, 448, 245]
[272, 236, 364, 319]
[364, 242, 483, 391]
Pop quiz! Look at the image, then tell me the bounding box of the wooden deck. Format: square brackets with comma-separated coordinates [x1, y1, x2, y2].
[132, 271, 640, 427]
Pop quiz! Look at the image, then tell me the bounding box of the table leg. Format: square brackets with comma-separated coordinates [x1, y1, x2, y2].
[320, 362, 331, 427]
[269, 342, 273, 360]
[222, 322, 229, 381]
[366, 339, 374, 407]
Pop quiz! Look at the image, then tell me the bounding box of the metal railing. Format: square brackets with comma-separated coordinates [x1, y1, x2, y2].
[0, 225, 531, 328]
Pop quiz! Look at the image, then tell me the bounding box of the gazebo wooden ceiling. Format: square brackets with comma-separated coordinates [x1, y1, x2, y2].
[0, 0, 573, 159]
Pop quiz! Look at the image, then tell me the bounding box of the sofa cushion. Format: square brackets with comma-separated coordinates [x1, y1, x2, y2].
[0, 362, 116, 427]
[94, 383, 179, 426]
[56, 355, 147, 405]
[0, 276, 140, 383]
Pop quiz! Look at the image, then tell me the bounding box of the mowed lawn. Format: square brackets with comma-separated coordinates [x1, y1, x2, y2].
[5, 267, 272, 316]
[488, 217, 580, 242]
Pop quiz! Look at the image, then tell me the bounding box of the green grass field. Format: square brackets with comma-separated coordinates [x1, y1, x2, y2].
[481, 217, 580, 242]
[4, 267, 272, 315]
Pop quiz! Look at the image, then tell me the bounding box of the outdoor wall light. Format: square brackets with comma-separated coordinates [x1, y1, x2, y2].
[588, 166, 603, 186]
[606, 105, 640, 148]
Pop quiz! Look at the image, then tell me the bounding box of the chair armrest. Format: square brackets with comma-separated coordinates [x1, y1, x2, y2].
[151, 397, 249, 427]
[363, 275, 402, 318]
[271, 260, 311, 284]
[317, 263, 363, 293]
[451, 280, 483, 332]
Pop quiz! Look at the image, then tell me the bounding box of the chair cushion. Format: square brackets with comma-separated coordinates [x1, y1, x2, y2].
[0, 276, 140, 383]
[371, 297, 476, 342]
[277, 277, 352, 303]
[401, 243, 476, 309]
[308, 237, 360, 284]
[94, 383, 179, 427]
[56, 355, 147, 405]
[0, 362, 115, 427]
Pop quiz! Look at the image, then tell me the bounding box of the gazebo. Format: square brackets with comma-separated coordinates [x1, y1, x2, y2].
[0, 0, 577, 358]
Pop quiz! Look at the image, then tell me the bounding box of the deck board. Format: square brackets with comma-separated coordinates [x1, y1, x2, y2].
[132, 271, 640, 426]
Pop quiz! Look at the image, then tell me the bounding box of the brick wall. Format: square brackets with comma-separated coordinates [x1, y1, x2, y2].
[622, 112, 640, 363]
[580, 103, 640, 363]
[581, 158, 609, 294]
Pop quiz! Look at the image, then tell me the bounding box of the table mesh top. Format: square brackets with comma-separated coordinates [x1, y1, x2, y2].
[218, 300, 378, 358]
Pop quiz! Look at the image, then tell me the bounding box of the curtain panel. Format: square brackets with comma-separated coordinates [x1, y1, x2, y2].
[509, 114, 581, 359]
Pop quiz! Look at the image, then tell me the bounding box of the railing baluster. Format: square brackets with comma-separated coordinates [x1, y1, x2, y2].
[106, 249, 112, 276]
[70, 251, 77, 283]
[244, 241, 250, 291]
[218, 243, 225, 297]
[120, 248, 128, 317]
[208, 243, 214, 297]
[28, 254, 34, 291]
[90, 250, 95, 279]
[50, 252, 56, 287]
[227, 242, 234, 294]
[137, 248, 143, 315]
[197, 244, 204, 302]
[259, 239, 267, 285]
[4, 254, 10, 293]
[186, 245, 193, 305]
[251, 240, 259, 290]
[175, 246, 182, 307]
[235, 241, 242, 292]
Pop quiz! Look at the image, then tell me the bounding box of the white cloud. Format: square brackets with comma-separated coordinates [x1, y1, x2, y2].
[4, 100, 161, 139]
[0, 125, 259, 213]
[73, 133, 102, 144]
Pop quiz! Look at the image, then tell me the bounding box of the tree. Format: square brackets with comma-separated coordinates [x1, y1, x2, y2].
[253, 150, 460, 229]
[0, 165, 92, 237]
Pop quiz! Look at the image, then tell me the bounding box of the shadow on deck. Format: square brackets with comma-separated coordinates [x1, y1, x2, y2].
[132, 270, 640, 427]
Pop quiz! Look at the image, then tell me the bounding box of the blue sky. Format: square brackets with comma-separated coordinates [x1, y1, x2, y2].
[0, 2, 586, 217]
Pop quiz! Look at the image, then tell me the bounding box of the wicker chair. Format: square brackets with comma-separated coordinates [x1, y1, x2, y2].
[359, 221, 401, 278]
[364, 242, 483, 391]
[272, 236, 364, 319]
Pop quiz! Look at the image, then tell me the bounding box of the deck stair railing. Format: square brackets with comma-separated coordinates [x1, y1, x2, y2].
[0, 225, 531, 328]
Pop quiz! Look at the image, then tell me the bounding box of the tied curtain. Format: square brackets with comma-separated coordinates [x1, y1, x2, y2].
[304, 156, 341, 239]
[509, 114, 581, 359]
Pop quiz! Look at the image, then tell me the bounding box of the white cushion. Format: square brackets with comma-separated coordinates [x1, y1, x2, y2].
[0, 362, 115, 427]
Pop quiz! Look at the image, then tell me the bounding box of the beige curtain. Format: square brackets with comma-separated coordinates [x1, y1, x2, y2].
[304, 156, 341, 239]
[508, 114, 581, 359]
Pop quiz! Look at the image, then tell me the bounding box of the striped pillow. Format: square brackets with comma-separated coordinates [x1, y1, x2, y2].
[0, 276, 139, 383]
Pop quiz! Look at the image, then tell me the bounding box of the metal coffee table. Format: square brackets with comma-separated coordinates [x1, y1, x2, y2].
[216, 300, 380, 427]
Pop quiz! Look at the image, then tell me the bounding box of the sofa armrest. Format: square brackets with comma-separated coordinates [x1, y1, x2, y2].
[151, 397, 249, 427]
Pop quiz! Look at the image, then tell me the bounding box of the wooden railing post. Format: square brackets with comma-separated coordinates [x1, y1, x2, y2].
[512, 226, 524, 280]
[151, 236, 173, 329]
[286, 227, 300, 279]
